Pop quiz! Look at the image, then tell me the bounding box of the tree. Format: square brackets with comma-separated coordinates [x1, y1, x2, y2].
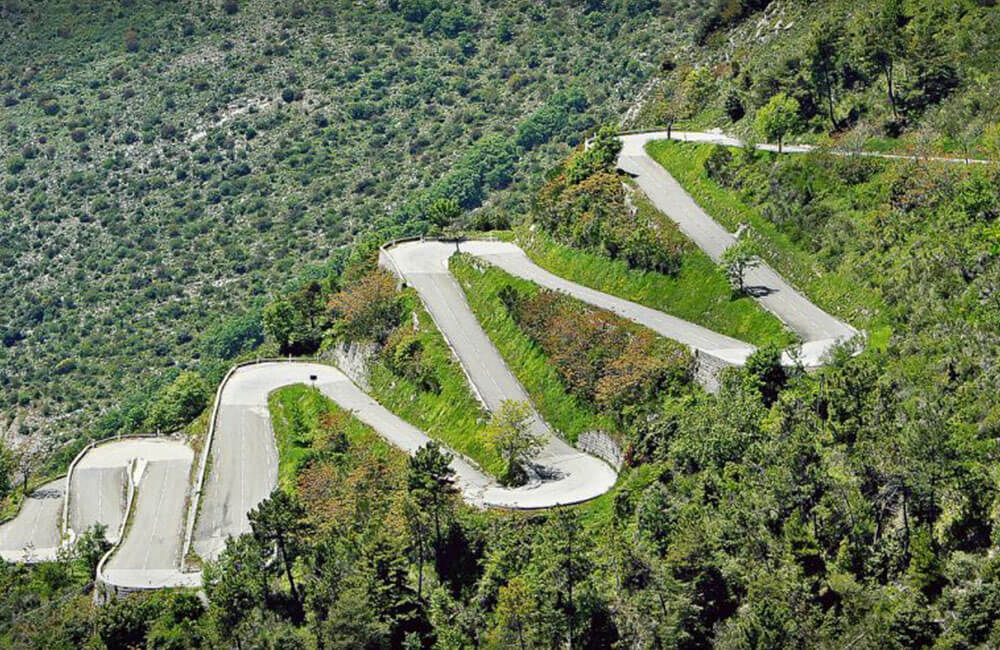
[288, 281, 326, 334]
[145, 591, 207, 650]
[934, 101, 982, 164]
[491, 576, 541, 650]
[329, 269, 402, 344]
[984, 123, 1000, 162]
[0, 441, 13, 501]
[96, 593, 158, 649]
[852, 0, 905, 119]
[74, 523, 111, 573]
[586, 125, 622, 169]
[487, 400, 543, 486]
[806, 23, 842, 130]
[148, 372, 208, 432]
[247, 490, 314, 607]
[11, 443, 43, 495]
[652, 89, 684, 139]
[426, 197, 461, 229]
[755, 93, 801, 152]
[406, 441, 458, 596]
[204, 534, 269, 650]
[540, 508, 593, 649]
[720, 237, 761, 294]
[742, 344, 788, 407]
[263, 298, 306, 355]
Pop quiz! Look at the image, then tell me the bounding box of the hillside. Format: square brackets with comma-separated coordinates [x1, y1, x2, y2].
[0, 0, 694, 451]
[4, 2, 1000, 649]
[637, 0, 1000, 156]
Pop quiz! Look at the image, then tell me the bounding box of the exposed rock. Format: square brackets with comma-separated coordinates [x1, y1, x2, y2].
[322, 340, 378, 390]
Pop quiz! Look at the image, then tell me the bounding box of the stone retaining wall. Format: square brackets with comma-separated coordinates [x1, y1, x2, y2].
[576, 431, 624, 470]
[694, 350, 737, 393]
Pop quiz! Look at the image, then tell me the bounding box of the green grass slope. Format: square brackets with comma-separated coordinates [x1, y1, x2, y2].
[518, 224, 792, 348]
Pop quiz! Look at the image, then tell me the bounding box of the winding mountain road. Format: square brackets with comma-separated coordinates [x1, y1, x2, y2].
[618, 132, 858, 365]
[0, 479, 64, 563]
[2, 132, 857, 592]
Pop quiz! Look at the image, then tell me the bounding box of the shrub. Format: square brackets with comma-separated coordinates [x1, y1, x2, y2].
[329, 269, 402, 344]
[703, 144, 735, 185]
[148, 372, 208, 432]
[511, 288, 692, 420]
[383, 330, 440, 393]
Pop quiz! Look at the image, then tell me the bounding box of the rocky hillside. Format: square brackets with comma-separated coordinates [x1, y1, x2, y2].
[0, 0, 699, 452]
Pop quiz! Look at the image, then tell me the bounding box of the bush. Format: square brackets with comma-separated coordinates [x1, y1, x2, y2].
[383, 330, 440, 393]
[148, 372, 209, 432]
[330, 269, 402, 344]
[536, 168, 687, 276]
[510, 287, 692, 420]
[703, 144, 735, 185]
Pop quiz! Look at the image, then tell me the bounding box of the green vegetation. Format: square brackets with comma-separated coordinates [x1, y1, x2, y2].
[0, 0, 685, 458]
[450, 254, 615, 444]
[269, 384, 365, 492]
[7, 0, 1000, 648]
[718, 235, 761, 294]
[643, 0, 1000, 158]
[647, 139, 891, 345]
[369, 290, 503, 478]
[519, 227, 791, 347]
[147, 372, 209, 433]
[754, 92, 801, 152]
[485, 400, 542, 487]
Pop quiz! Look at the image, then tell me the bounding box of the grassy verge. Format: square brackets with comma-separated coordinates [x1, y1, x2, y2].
[368, 291, 504, 478]
[645, 140, 891, 348]
[517, 226, 792, 348]
[269, 384, 403, 493]
[574, 462, 662, 531]
[449, 254, 618, 445]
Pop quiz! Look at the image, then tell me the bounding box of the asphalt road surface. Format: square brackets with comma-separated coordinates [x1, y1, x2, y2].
[4, 130, 863, 588]
[103, 454, 196, 589]
[618, 132, 858, 365]
[69, 466, 126, 544]
[192, 361, 616, 564]
[192, 365, 282, 562]
[460, 240, 756, 365]
[383, 243, 619, 499]
[0, 479, 64, 562]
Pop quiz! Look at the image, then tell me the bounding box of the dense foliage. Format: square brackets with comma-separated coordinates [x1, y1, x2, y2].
[5, 1, 1000, 648]
[0, 0, 682, 456]
[500, 283, 693, 425]
[642, 0, 1000, 156]
[534, 128, 690, 275]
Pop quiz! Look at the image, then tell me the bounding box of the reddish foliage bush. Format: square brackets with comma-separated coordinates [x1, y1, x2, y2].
[508, 287, 693, 419]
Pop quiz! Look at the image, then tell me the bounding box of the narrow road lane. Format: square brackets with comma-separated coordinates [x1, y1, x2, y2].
[618, 133, 858, 365]
[0, 479, 64, 562]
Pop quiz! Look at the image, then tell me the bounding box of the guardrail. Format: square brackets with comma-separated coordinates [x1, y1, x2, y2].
[180, 355, 356, 567]
[180, 353, 509, 567]
[180, 359, 244, 570]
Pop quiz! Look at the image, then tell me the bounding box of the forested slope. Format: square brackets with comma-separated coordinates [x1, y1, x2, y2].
[0, 0, 692, 453]
[640, 0, 1000, 156]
